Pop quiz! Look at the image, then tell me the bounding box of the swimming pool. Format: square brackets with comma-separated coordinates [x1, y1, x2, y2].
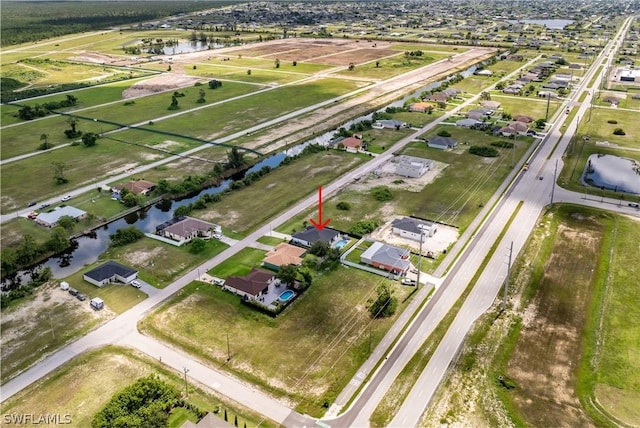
[278, 290, 295, 302]
[333, 238, 350, 249]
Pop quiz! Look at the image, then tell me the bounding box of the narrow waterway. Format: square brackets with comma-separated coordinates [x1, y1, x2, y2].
[4, 61, 483, 286]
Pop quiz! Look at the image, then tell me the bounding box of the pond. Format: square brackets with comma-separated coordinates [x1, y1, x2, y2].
[583, 154, 640, 195]
[506, 19, 574, 30]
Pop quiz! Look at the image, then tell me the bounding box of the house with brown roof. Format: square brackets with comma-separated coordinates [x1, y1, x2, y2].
[424, 93, 448, 103]
[499, 121, 529, 137]
[112, 179, 156, 196]
[338, 136, 363, 152]
[263, 243, 306, 271]
[408, 102, 434, 112]
[223, 268, 276, 300]
[156, 216, 222, 244]
[514, 115, 534, 123]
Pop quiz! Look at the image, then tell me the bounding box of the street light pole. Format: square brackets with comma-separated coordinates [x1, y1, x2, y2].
[226, 332, 231, 361]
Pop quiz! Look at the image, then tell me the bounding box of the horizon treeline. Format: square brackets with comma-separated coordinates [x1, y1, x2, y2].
[1, 0, 238, 47]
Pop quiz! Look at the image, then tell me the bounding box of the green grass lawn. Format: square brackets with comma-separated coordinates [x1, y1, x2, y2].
[1, 79, 148, 126]
[141, 266, 413, 417]
[70, 80, 259, 127]
[0, 346, 275, 428]
[208, 247, 268, 278]
[332, 52, 449, 80]
[390, 43, 465, 53]
[101, 237, 230, 288]
[185, 64, 310, 85]
[256, 236, 285, 246]
[279, 128, 531, 238]
[490, 94, 563, 120]
[361, 128, 413, 153]
[0, 135, 196, 213]
[390, 110, 444, 128]
[139, 78, 364, 140]
[191, 150, 368, 234]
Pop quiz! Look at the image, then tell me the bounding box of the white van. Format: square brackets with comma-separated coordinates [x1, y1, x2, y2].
[60, 281, 70, 291]
[90, 297, 104, 310]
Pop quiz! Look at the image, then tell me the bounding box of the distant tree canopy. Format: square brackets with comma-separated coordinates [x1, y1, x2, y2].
[1, 1, 216, 47]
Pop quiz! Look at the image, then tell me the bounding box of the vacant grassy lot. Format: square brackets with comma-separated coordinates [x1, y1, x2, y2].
[422, 205, 640, 427]
[1, 60, 147, 91]
[186, 64, 310, 85]
[390, 44, 465, 53]
[332, 52, 449, 80]
[1, 79, 148, 127]
[101, 237, 230, 288]
[489, 94, 562, 119]
[140, 78, 364, 141]
[0, 345, 275, 428]
[208, 247, 267, 278]
[0, 134, 195, 213]
[279, 128, 531, 237]
[195, 150, 368, 234]
[142, 267, 412, 416]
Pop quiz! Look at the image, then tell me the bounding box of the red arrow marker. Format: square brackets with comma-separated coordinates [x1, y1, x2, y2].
[310, 186, 331, 230]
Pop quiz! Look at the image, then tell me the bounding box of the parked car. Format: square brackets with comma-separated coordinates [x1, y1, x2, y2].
[76, 293, 86, 301]
[61, 195, 71, 202]
[213, 233, 223, 239]
[131, 280, 142, 288]
[39, 203, 50, 209]
[60, 281, 70, 291]
[27, 201, 37, 207]
[410, 268, 419, 274]
[401, 278, 416, 286]
[27, 212, 38, 219]
[68, 287, 79, 296]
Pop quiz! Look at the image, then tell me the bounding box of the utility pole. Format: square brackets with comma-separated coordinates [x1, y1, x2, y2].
[545, 92, 551, 122]
[416, 228, 424, 288]
[226, 332, 231, 361]
[503, 241, 513, 311]
[551, 159, 558, 204]
[183, 367, 189, 397]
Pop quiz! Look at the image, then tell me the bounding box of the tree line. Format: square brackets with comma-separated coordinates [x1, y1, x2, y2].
[1, 1, 229, 47]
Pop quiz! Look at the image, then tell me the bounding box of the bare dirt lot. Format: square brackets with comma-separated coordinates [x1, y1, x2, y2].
[1, 282, 110, 382]
[121, 73, 203, 98]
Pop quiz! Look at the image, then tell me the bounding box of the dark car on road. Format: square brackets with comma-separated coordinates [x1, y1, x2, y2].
[39, 203, 50, 209]
[27, 201, 37, 207]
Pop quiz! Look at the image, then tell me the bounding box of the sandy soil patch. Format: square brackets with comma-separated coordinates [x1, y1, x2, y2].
[351, 156, 449, 193]
[105, 161, 139, 176]
[370, 216, 459, 256]
[125, 246, 166, 270]
[122, 73, 202, 99]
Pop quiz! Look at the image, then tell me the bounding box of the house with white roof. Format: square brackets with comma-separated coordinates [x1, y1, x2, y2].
[35, 206, 87, 228]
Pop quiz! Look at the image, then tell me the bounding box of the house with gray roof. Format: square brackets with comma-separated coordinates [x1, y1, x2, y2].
[157, 216, 221, 245]
[83, 261, 138, 287]
[427, 136, 457, 150]
[456, 118, 482, 128]
[35, 206, 87, 228]
[360, 241, 410, 274]
[394, 155, 433, 178]
[372, 119, 406, 130]
[391, 217, 437, 242]
[291, 226, 340, 248]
